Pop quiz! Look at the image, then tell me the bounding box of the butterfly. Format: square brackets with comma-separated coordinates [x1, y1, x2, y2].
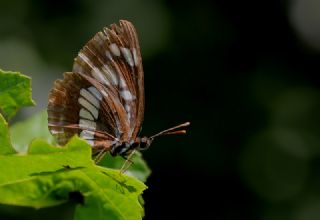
[47, 20, 190, 171]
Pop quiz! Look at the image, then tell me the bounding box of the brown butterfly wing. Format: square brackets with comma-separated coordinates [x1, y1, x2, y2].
[72, 20, 145, 140]
[48, 72, 83, 145]
[47, 72, 116, 149]
[48, 20, 144, 148]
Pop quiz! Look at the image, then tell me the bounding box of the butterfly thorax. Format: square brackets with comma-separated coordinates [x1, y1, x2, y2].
[110, 136, 152, 157]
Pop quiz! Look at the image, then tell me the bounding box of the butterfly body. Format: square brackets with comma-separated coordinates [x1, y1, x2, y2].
[48, 20, 189, 166]
[109, 136, 152, 157]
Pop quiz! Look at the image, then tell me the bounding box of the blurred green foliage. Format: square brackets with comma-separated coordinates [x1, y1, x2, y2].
[10, 111, 55, 153]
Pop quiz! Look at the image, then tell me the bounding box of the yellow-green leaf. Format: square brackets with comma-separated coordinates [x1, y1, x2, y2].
[0, 69, 35, 120]
[0, 114, 15, 155]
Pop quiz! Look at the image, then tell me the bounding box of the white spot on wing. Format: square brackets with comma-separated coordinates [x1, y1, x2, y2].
[79, 52, 89, 62]
[109, 43, 121, 56]
[78, 97, 99, 119]
[132, 48, 139, 66]
[125, 104, 131, 121]
[120, 47, 134, 67]
[91, 67, 110, 86]
[120, 90, 134, 101]
[79, 108, 94, 120]
[101, 90, 108, 97]
[80, 130, 95, 140]
[125, 104, 131, 113]
[79, 119, 96, 130]
[88, 86, 103, 100]
[119, 77, 127, 89]
[80, 88, 100, 109]
[102, 65, 118, 85]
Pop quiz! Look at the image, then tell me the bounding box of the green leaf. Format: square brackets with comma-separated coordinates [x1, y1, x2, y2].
[10, 111, 55, 153]
[0, 114, 15, 155]
[0, 69, 35, 120]
[0, 136, 146, 220]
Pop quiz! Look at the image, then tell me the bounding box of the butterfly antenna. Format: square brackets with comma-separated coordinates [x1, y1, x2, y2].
[149, 122, 190, 140]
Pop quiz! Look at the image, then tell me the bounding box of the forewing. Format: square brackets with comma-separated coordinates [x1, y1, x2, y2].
[48, 20, 144, 148]
[72, 20, 145, 140]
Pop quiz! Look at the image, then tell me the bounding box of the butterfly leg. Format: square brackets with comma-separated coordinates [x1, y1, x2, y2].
[93, 141, 114, 164]
[94, 149, 108, 164]
[120, 150, 136, 173]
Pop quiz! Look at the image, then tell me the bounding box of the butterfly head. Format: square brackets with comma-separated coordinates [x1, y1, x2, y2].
[110, 137, 152, 157]
[137, 136, 153, 151]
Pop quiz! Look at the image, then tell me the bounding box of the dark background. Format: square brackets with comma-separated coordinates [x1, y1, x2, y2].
[1, 0, 320, 219]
